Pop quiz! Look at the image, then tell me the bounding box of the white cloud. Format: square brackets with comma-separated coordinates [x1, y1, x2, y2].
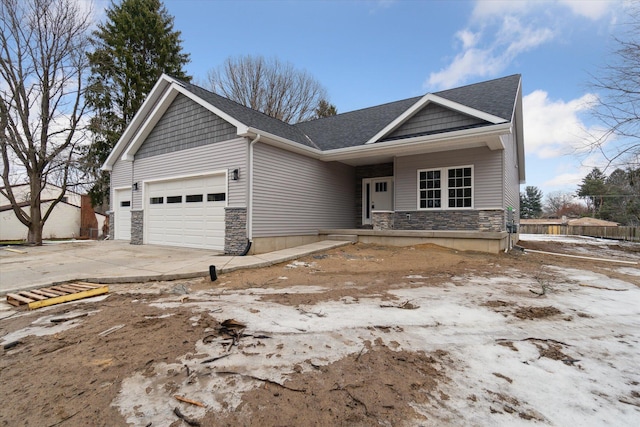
[426, 0, 617, 90]
[426, 16, 554, 90]
[523, 90, 603, 159]
[456, 29, 480, 49]
[542, 171, 587, 189]
[558, 0, 612, 20]
[471, 0, 532, 20]
[426, 48, 506, 90]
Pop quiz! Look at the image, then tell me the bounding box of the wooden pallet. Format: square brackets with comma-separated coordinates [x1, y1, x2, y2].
[6, 282, 109, 309]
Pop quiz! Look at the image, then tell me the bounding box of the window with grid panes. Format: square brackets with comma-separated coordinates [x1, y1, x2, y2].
[418, 166, 472, 209]
[447, 167, 472, 208]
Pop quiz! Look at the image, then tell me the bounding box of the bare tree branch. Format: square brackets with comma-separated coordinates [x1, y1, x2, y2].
[0, 0, 90, 244]
[207, 55, 329, 124]
[588, 3, 640, 168]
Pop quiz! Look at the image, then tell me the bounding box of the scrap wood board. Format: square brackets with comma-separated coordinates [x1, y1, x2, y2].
[6, 282, 109, 309]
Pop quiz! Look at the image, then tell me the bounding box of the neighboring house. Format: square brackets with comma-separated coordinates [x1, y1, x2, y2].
[102, 74, 525, 254]
[0, 184, 106, 241]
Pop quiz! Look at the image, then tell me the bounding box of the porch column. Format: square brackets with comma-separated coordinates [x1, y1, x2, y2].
[372, 210, 394, 230]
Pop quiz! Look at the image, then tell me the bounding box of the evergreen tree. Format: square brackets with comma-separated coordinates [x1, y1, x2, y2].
[577, 168, 607, 217]
[314, 99, 338, 119]
[519, 186, 543, 218]
[83, 0, 190, 208]
[603, 168, 640, 225]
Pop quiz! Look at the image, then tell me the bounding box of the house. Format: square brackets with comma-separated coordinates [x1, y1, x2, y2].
[102, 74, 524, 254]
[0, 184, 107, 241]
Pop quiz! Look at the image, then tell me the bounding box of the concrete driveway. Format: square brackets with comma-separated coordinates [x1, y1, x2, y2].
[0, 239, 349, 295]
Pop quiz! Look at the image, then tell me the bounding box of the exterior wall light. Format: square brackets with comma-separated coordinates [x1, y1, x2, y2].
[133, 182, 139, 191]
[232, 169, 239, 181]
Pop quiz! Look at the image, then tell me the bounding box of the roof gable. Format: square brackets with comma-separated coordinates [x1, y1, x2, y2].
[365, 93, 508, 145]
[383, 102, 489, 141]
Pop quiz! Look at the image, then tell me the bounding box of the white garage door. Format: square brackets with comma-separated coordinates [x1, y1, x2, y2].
[146, 175, 226, 250]
[114, 188, 131, 240]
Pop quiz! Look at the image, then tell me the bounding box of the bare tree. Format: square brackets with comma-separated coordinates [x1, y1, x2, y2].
[588, 3, 640, 167]
[0, 0, 91, 244]
[544, 191, 588, 218]
[207, 55, 330, 124]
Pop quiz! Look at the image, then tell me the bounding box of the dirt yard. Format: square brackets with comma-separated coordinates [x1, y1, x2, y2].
[1, 236, 639, 426]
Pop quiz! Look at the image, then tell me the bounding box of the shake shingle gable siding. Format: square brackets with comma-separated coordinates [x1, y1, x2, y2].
[384, 103, 488, 141]
[135, 94, 236, 159]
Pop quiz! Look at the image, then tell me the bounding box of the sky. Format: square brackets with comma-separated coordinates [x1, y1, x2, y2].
[91, 0, 630, 201]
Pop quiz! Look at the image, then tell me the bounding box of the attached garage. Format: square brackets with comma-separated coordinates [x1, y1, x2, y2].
[144, 174, 226, 250]
[113, 188, 132, 240]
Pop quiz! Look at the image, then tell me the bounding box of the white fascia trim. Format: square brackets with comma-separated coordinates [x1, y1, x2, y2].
[324, 122, 512, 162]
[102, 74, 177, 171]
[513, 80, 526, 183]
[365, 94, 508, 145]
[121, 87, 179, 161]
[242, 127, 323, 159]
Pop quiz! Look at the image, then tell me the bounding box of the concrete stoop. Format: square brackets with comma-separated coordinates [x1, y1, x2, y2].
[325, 234, 359, 243]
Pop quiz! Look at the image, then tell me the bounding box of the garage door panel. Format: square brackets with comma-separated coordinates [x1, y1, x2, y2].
[145, 175, 226, 250]
[114, 189, 131, 241]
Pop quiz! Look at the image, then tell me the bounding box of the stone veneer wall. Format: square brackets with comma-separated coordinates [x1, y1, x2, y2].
[479, 210, 505, 232]
[390, 209, 504, 232]
[108, 212, 114, 240]
[130, 210, 144, 244]
[372, 211, 394, 230]
[355, 163, 394, 228]
[225, 207, 247, 255]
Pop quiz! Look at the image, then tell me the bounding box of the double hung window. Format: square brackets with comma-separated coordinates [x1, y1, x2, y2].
[418, 166, 473, 209]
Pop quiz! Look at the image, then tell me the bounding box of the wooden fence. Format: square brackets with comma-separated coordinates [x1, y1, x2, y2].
[519, 225, 639, 242]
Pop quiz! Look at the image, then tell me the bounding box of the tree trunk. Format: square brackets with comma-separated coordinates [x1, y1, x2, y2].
[28, 179, 43, 246]
[27, 215, 43, 245]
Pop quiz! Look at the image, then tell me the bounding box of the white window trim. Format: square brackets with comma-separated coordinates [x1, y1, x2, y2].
[417, 165, 474, 210]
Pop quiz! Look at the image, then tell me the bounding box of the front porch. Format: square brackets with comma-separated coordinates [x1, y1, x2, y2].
[319, 228, 517, 253]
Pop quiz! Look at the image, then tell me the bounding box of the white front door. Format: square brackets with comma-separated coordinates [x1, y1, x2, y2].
[362, 177, 393, 225]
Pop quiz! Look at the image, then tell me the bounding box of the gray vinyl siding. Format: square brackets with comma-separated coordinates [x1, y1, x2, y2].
[252, 143, 355, 237]
[395, 147, 503, 211]
[502, 133, 520, 215]
[386, 103, 486, 140]
[131, 138, 248, 209]
[135, 94, 237, 159]
[110, 159, 133, 210]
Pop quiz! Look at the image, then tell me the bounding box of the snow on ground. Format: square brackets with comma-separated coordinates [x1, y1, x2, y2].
[110, 264, 640, 426]
[518, 234, 624, 245]
[519, 234, 640, 265]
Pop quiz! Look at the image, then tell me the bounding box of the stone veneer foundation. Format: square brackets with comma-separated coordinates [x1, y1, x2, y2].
[130, 210, 144, 244]
[225, 207, 247, 255]
[372, 209, 505, 232]
[108, 212, 114, 240]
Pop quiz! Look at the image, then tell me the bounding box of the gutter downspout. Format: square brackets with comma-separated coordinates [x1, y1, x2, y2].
[247, 134, 262, 242]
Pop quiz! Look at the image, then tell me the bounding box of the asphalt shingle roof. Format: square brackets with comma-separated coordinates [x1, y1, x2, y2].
[180, 74, 520, 152]
[181, 82, 318, 149]
[434, 74, 520, 121]
[295, 97, 421, 150]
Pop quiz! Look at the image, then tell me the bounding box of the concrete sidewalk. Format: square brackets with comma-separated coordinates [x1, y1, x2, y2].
[0, 239, 350, 295]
